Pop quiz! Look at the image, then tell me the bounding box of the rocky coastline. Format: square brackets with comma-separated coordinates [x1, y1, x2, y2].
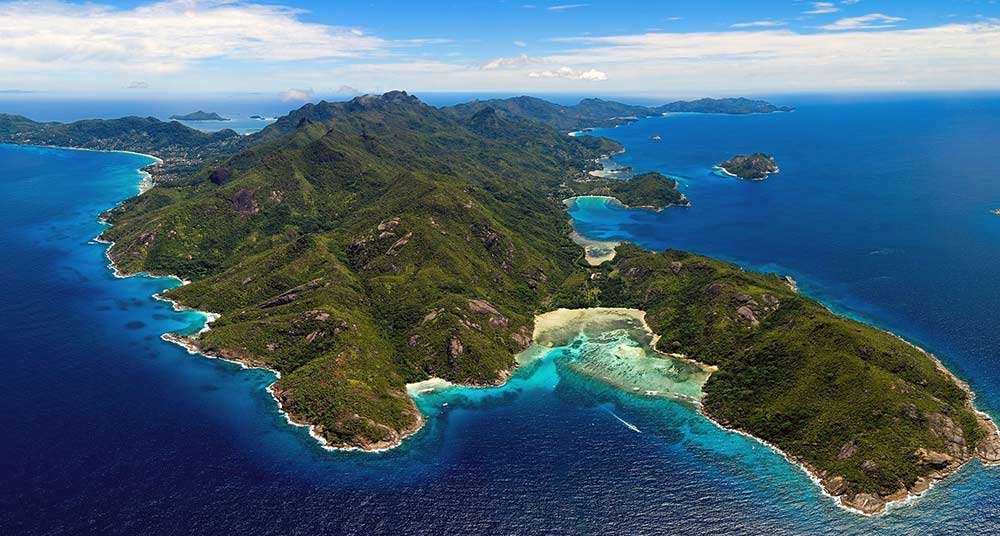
[717, 153, 779, 180]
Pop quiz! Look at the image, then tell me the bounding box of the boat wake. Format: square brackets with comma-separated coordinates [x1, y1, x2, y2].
[605, 409, 642, 433]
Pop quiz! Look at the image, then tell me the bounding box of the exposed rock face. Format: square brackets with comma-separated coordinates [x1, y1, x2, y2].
[511, 326, 532, 350]
[837, 440, 858, 460]
[976, 419, 1000, 463]
[926, 411, 968, 456]
[823, 475, 848, 496]
[915, 448, 956, 469]
[842, 493, 886, 515]
[735, 305, 759, 327]
[468, 299, 501, 315]
[782, 275, 798, 293]
[231, 188, 258, 215]
[447, 337, 464, 358]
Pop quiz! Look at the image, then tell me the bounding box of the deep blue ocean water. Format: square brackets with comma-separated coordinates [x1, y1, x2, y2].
[3, 96, 1000, 535]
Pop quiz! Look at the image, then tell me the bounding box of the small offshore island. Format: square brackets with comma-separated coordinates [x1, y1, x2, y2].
[3, 92, 998, 517]
[169, 110, 229, 121]
[718, 153, 780, 180]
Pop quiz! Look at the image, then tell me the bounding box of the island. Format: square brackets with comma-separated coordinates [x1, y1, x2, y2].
[170, 110, 228, 121]
[4, 91, 996, 516]
[250, 115, 267, 120]
[659, 97, 794, 115]
[718, 153, 780, 180]
[448, 96, 794, 131]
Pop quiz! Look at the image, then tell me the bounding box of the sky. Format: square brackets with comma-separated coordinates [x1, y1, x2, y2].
[1, 0, 999, 100]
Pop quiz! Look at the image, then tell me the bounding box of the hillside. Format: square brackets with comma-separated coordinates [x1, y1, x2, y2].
[447, 96, 792, 131]
[0, 114, 241, 182]
[4, 91, 991, 514]
[100, 91, 623, 449]
[588, 245, 1000, 514]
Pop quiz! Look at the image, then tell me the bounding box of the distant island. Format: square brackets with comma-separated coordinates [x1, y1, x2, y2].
[449, 96, 795, 132]
[250, 115, 267, 120]
[169, 110, 229, 121]
[718, 153, 779, 180]
[4, 92, 996, 516]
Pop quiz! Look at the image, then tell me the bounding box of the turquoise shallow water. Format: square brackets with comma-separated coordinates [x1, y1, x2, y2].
[4, 95, 1000, 535]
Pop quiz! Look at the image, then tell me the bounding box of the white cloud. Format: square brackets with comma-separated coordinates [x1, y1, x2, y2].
[731, 20, 787, 28]
[279, 88, 315, 102]
[542, 23, 1000, 93]
[528, 66, 608, 81]
[805, 2, 840, 14]
[819, 13, 906, 31]
[547, 3, 589, 11]
[2, 1, 999, 97]
[0, 0, 386, 76]
[842, 0, 862, 4]
[513, 40, 527, 47]
[481, 54, 542, 69]
[126, 81, 149, 89]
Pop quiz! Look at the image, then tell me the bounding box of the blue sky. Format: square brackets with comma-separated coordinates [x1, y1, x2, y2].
[1, 0, 998, 99]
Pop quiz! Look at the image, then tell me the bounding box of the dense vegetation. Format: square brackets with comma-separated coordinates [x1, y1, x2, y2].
[584, 245, 997, 512]
[102, 91, 624, 449]
[659, 97, 793, 115]
[7, 91, 990, 513]
[448, 96, 794, 131]
[719, 153, 780, 180]
[0, 114, 241, 182]
[567, 172, 688, 209]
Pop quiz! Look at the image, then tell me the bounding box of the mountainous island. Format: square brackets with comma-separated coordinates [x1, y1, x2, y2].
[718, 153, 780, 180]
[3, 92, 996, 516]
[169, 110, 229, 121]
[449, 96, 794, 131]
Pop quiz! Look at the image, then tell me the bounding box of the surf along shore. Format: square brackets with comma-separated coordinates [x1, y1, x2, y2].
[94, 113, 1000, 517]
[563, 188, 1000, 516]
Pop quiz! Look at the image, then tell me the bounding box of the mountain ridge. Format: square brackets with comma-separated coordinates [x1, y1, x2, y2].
[2, 91, 993, 515]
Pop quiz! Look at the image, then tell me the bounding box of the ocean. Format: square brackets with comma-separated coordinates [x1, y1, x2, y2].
[3, 94, 1000, 535]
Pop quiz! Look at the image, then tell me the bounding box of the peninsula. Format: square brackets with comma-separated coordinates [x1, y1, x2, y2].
[169, 110, 229, 121]
[4, 92, 995, 516]
[0, 113, 240, 183]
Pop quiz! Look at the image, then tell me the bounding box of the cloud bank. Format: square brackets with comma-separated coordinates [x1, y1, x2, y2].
[0, 0, 385, 75]
[2, 0, 1000, 96]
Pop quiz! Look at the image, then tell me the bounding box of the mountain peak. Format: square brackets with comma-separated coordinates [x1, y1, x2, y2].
[349, 90, 421, 110]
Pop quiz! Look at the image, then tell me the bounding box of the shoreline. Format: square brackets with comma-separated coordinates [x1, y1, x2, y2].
[1, 142, 164, 164]
[83, 116, 1000, 514]
[712, 164, 778, 181]
[4, 142, 164, 189]
[564, 193, 686, 213]
[93, 152, 432, 454]
[561, 190, 1000, 516]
